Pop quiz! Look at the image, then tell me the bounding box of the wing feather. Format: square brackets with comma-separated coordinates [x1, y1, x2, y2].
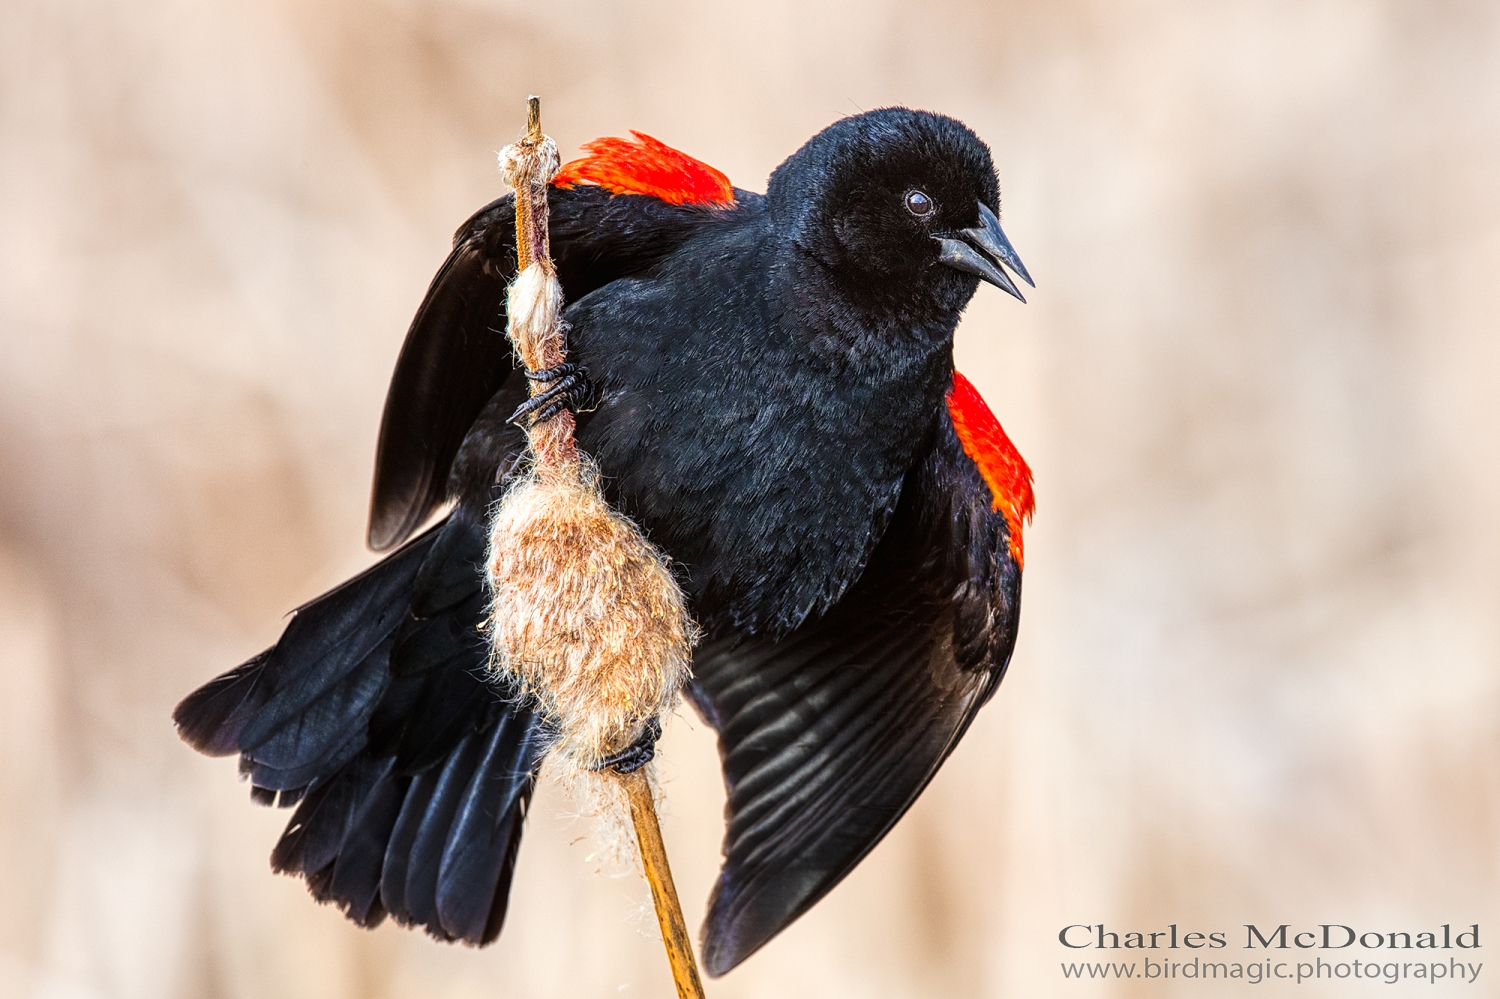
[369, 186, 733, 550]
[690, 412, 1022, 976]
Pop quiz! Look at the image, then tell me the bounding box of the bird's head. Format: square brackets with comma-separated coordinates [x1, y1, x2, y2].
[767, 108, 1033, 315]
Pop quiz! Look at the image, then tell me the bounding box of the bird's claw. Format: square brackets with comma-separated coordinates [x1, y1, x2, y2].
[594, 718, 662, 775]
[508, 363, 596, 427]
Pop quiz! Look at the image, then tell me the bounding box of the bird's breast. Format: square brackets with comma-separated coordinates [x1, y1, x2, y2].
[576, 329, 945, 637]
[566, 220, 953, 635]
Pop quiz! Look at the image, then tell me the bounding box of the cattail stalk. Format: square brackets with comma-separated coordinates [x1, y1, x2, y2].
[488, 96, 705, 999]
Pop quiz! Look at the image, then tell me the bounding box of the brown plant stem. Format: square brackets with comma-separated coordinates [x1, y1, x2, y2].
[513, 96, 551, 275]
[507, 94, 575, 471]
[619, 767, 707, 999]
[504, 96, 707, 999]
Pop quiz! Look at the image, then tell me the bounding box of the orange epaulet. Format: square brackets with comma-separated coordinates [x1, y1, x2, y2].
[947, 371, 1035, 568]
[553, 131, 735, 207]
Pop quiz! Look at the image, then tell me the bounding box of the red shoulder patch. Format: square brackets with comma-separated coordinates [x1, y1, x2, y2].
[553, 131, 735, 207]
[947, 371, 1035, 568]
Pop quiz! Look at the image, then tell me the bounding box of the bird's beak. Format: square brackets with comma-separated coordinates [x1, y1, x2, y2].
[934, 201, 1034, 303]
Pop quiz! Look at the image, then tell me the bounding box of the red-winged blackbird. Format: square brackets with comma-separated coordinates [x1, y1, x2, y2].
[175, 107, 1035, 977]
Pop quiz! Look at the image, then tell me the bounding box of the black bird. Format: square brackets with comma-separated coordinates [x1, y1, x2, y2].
[174, 107, 1035, 977]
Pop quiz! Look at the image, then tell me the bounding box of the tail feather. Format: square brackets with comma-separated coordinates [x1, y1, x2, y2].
[382, 593, 495, 772]
[433, 705, 543, 942]
[174, 508, 549, 947]
[238, 636, 391, 786]
[235, 536, 435, 752]
[271, 753, 388, 881]
[173, 650, 270, 756]
[241, 715, 371, 793]
[380, 765, 441, 921]
[409, 512, 491, 616]
[328, 761, 407, 924]
[392, 669, 495, 775]
[398, 726, 488, 935]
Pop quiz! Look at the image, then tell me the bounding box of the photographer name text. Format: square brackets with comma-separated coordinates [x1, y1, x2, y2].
[1059, 923, 1481, 951]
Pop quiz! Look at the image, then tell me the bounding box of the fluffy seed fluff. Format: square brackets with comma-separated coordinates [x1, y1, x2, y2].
[488, 119, 695, 802]
[485, 460, 697, 771]
[546, 755, 660, 878]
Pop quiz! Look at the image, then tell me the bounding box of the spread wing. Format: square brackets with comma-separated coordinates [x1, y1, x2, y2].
[369, 186, 736, 550]
[687, 410, 1024, 976]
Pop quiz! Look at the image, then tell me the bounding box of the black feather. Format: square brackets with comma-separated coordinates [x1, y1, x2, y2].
[177, 504, 550, 945]
[433, 705, 549, 943]
[327, 759, 406, 925]
[688, 419, 1019, 976]
[378, 765, 440, 922]
[369, 186, 724, 551]
[238, 636, 390, 785]
[173, 650, 270, 756]
[397, 726, 488, 937]
[235, 534, 435, 752]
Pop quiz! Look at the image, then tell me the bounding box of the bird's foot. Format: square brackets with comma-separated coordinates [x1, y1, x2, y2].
[594, 717, 662, 775]
[508, 363, 597, 426]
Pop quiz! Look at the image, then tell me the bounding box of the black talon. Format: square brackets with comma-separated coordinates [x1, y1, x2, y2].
[524, 362, 577, 382]
[507, 364, 595, 427]
[507, 378, 573, 425]
[594, 718, 662, 775]
[530, 400, 567, 423]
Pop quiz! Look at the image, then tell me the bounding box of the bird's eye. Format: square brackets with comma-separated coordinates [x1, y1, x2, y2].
[905, 189, 934, 217]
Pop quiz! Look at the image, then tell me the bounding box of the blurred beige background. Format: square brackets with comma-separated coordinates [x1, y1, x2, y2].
[2, 0, 1498, 996]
